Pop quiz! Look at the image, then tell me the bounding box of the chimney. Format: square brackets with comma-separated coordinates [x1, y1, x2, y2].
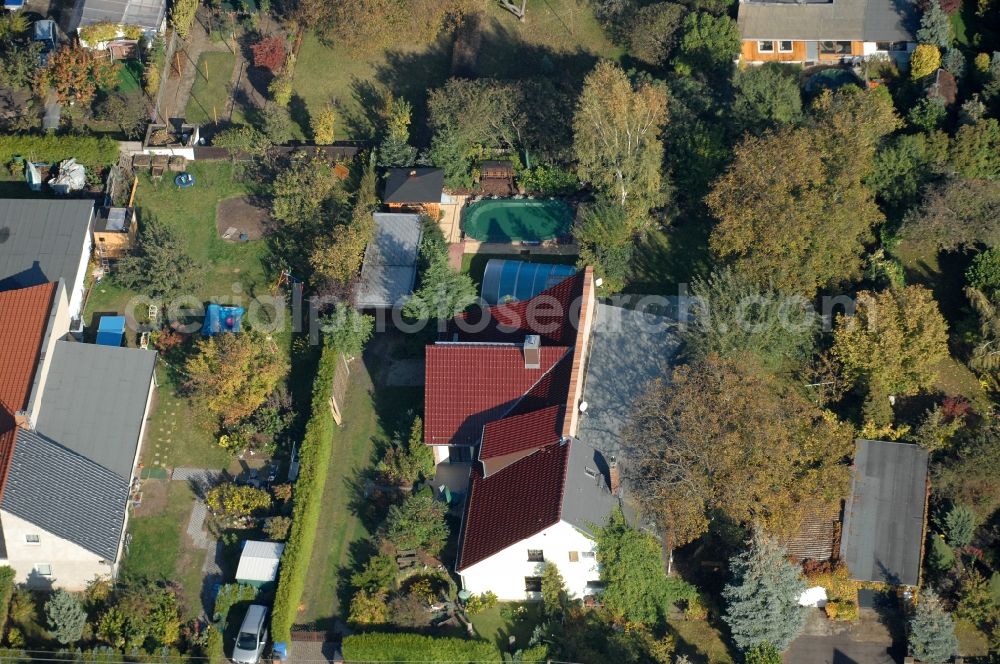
[14, 410, 33, 431]
[609, 457, 620, 496]
[523, 334, 540, 369]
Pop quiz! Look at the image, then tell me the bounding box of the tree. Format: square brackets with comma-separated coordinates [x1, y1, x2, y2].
[114, 215, 197, 298]
[681, 267, 817, 373]
[867, 131, 948, 215]
[262, 106, 293, 144]
[942, 48, 966, 77]
[325, 0, 475, 53]
[205, 483, 273, 518]
[311, 105, 336, 144]
[0, 11, 28, 42]
[626, 2, 687, 66]
[95, 93, 146, 139]
[540, 562, 567, 617]
[967, 248, 1000, 297]
[594, 509, 696, 625]
[901, 179, 1000, 252]
[377, 415, 434, 487]
[185, 331, 288, 425]
[723, 531, 806, 652]
[732, 63, 803, 135]
[936, 503, 977, 547]
[264, 516, 292, 540]
[933, 423, 1000, 518]
[709, 88, 900, 295]
[955, 570, 993, 625]
[377, 97, 418, 167]
[832, 286, 949, 424]
[965, 287, 1000, 377]
[385, 494, 449, 555]
[347, 589, 389, 626]
[911, 44, 942, 79]
[0, 42, 43, 90]
[574, 201, 638, 294]
[908, 97, 947, 131]
[950, 117, 1000, 179]
[268, 75, 292, 107]
[213, 125, 272, 157]
[35, 46, 119, 105]
[250, 36, 286, 72]
[351, 554, 398, 593]
[321, 303, 374, 357]
[624, 355, 852, 546]
[917, 0, 952, 48]
[308, 158, 375, 288]
[170, 0, 198, 39]
[909, 590, 959, 664]
[574, 61, 668, 220]
[675, 13, 740, 76]
[45, 591, 86, 645]
[403, 223, 476, 320]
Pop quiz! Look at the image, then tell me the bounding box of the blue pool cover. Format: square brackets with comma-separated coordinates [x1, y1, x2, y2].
[203, 304, 244, 336]
[480, 259, 576, 305]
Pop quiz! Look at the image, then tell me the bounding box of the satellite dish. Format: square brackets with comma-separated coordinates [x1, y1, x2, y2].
[579, 401, 588, 412]
[594, 277, 604, 287]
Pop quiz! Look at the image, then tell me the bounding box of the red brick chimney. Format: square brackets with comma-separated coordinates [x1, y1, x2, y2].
[609, 458, 620, 495]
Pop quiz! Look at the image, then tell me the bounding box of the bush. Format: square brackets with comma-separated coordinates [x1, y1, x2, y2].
[0, 135, 118, 170]
[968, 248, 1000, 296]
[269, 75, 292, 107]
[516, 164, 579, 196]
[927, 534, 956, 574]
[911, 44, 942, 79]
[310, 106, 336, 144]
[463, 592, 497, 616]
[824, 599, 860, 622]
[205, 483, 272, 518]
[270, 345, 341, 642]
[0, 566, 15, 636]
[385, 494, 449, 555]
[251, 36, 286, 72]
[264, 516, 292, 541]
[45, 590, 87, 644]
[212, 584, 257, 624]
[341, 633, 501, 663]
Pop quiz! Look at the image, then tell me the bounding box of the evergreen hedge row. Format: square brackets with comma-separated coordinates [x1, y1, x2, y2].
[341, 633, 501, 663]
[0, 566, 15, 635]
[0, 135, 120, 169]
[270, 344, 340, 642]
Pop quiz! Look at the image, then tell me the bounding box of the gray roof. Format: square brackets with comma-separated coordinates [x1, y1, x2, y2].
[75, 0, 166, 31]
[354, 213, 422, 308]
[561, 439, 622, 536]
[383, 168, 444, 204]
[576, 303, 680, 458]
[4, 429, 128, 561]
[0, 199, 94, 294]
[34, 341, 156, 480]
[737, 0, 915, 41]
[840, 439, 929, 586]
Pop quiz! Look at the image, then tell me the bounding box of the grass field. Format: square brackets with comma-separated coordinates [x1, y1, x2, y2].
[185, 51, 238, 126]
[626, 221, 713, 295]
[470, 602, 543, 652]
[668, 616, 735, 664]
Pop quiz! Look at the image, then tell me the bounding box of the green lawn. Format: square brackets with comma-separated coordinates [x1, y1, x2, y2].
[185, 51, 238, 126]
[121, 481, 193, 583]
[626, 221, 713, 295]
[668, 616, 735, 664]
[470, 602, 543, 653]
[116, 60, 144, 94]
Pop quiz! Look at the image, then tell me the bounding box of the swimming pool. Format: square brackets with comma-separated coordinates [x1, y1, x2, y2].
[462, 199, 575, 243]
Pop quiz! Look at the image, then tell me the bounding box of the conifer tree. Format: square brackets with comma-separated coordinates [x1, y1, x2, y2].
[909, 590, 959, 664]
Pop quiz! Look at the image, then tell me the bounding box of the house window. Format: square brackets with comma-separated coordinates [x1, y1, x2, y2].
[34, 564, 52, 577]
[524, 576, 542, 593]
[818, 41, 852, 55]
[25, 534, 40, 544]
[757, 41, 775, 53]
[778, 41, 794, 53]
[527, 549, 544, 562]
[876, 41, 907, 52]
[582, 551, 596, 559]
[568, 551, 579, 562]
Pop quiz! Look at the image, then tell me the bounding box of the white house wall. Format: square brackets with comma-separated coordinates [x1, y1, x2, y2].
[0, 510, 113, 591]
[459, 520, 600, 601]
[68, 228, 92, 322]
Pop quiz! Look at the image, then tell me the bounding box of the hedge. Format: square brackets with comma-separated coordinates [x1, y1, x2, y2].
[0, 566, 14, 635]
[0, 135, 120, 170]
[341, 633, 501, 663]
[270, 343, 340, 642]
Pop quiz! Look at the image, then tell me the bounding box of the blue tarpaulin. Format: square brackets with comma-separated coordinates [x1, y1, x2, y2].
[203, 304, 244, 336]
[96, 316, 126, 347]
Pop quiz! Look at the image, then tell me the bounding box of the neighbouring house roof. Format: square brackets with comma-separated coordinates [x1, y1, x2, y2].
[457, 438, 620, 571]
[33, 341, 156, 480]
[0, 199, 94, 295]
[840, 439, 928, 586]
[75, 0, 166, 31]
[383, 168, 444, 204]
[737, 0, 915, 42]
[4, 428, 129, 561]
[354, 213, 422, 308]
[782, 500, 842, 561]
[576, 303, 679, 459]
[236, 540, 285, 582]
[0, 282, 58, 495]
[424, 344, 570, 446]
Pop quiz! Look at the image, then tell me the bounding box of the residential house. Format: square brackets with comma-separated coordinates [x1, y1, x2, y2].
[0, 199, 95, 324]
[354, 212, 423, 310]
[737, 0, 916, 65]
[0, 280, 156, 590]
[383, 168, 445, 218]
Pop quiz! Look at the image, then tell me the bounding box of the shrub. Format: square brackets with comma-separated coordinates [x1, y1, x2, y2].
[967, 248, 1000, 296]
[263, 516, 292, 541]
[170, 0, 197, 39]
[351, 554, 398, 593]
[79, 22, 121, 44]
[935, 503, 977, 547]
[927, 534, 956, 574]
[824, 599, 860, 622]
[268, 75, 292, 107]
[348, 590, 389, 626]
[310, 105, 336, 144]
[385, 494, 449, 554]
[0, 135, 118, 170]
[270, 345, 341, 642]
[516, 164, 579, 196]
[45, 590, 87, 645]
[911, 44, 941, 79]
[745, 642, 782, 664]
[0, 566, 15, 635]
[341, 633, 501, 663]
[143, 64, 160, 97]
[251, 37, 286, 72]
[463, 592, 497, 616]
[212, 584, 257, 624]
[205, 484, 272, 518]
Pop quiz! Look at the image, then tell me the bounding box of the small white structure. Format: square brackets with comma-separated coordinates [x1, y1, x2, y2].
[235, 540, 285, 589]
[49, 159, 87, 195]
[799, 586, 829, 608]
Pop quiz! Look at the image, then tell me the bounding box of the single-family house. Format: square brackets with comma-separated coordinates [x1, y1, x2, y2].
[737, 0, 917, 65]
[383, 168, 445, 218]
[0, 280, 156, 590]
[839, 439, 929, 586]
[354, 212, 423, 310]
[0, 199, 95, 324]
[235, 540, 285, 591]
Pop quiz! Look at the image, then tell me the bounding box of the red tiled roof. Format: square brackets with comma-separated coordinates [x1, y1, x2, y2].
[0, 282, 58, 495]
[424, 345, 569, 446]
[456, 442, 570, 571]
[480, 404, 563, 460]
[450, 271, 585, 346]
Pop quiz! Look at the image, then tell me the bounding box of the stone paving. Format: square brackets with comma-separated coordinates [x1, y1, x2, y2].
[185, 497, 213, 550]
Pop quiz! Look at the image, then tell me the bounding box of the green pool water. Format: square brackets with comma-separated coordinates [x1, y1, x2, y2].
[462, 199, 575, 243]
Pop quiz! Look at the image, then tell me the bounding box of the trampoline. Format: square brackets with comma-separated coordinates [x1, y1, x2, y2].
[463, 199, 574, 243]
[480, 259, 576, 305]
[203, 304, 244, 336]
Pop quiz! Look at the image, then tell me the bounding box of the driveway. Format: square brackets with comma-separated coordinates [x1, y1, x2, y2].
[784, 609, 904, 664]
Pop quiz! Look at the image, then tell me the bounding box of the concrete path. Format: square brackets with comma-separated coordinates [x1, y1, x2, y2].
[184, 498, 213, 550]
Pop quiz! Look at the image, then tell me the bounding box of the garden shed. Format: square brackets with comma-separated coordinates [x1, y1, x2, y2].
[235, 540, 285, 589]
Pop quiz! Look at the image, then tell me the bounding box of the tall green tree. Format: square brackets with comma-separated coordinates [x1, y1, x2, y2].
[722, 531, 806, 652]
[917, 0, 953, 48]
[540, 562, 568, 617]
[45, 591, 86, 645]
[321, 302, 374, 357]
[377, 97, 418, 167]
[385, 494, 449, 555]
[573, 61, 668, 221]
[832, 286, 949, 424]
[950, 117, 1000, 179]
[933, 423, 1000, 519]
[114, 215, 197, 298]
[574, 201, 638, 294]
[626, 2, 687, 66]
[866, 131, 949, 216]
[675, 12, 740, 76]
[624, 355, 852, 546]
[909, 590, 959, 664]
[900, 178, 1000, 252]
[732, 63, 803, 135]
[403, 221, 476, 320]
